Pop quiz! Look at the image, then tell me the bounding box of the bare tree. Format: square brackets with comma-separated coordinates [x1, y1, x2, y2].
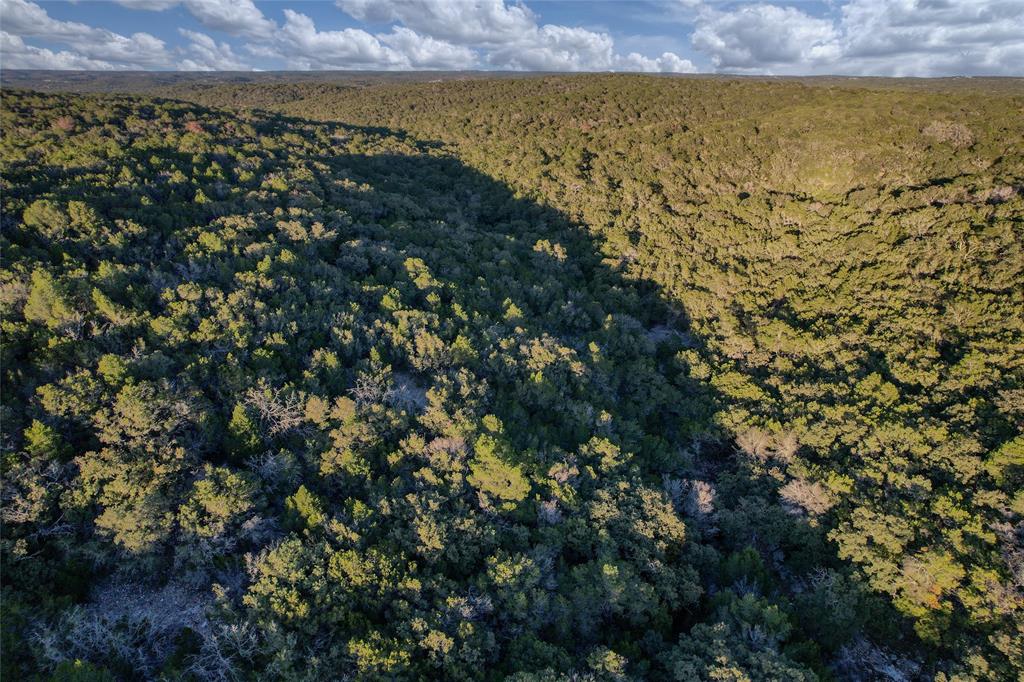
[348, 371, 391, 407]
[685, 479, 717, 517]
[244, 385, 306, 435]
[736, 428, 772, 462]
[779, 478, 834, 517]
[184, 622, 262, 682]
[538, 499, 563, 525]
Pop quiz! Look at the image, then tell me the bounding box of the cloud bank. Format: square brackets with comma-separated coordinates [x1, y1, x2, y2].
[691, 0, 1024, 76]
[0, 0, 1020, 76]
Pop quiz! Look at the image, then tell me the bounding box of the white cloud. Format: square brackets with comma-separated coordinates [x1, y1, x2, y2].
[339, 0, 696, 72]
[181, 0, 276, 39]
[689, 0, 1024, 76]
[2, 0, 474, 72]
[117, 0, 473, 68]
[338, 0, 536, 46]
[837, 0, 1024, 76]
[252, 8, 474, 70]
[113, 0, 179, 9]
[177, 29, 250, 71]
[487, 24, 697, 72]
[692, 4, 839, 73]
[2, 0, 695, 74]
[11, 0, 1016, 76]
[274, 9, 405, 69]
[1, 0, 172, 68]
[113, 0, 275, 38]
[616, 51, 698, 74]
[487, 24, 613, 71]
[379, 27, 478, 69]
[0, 30, 117, 69]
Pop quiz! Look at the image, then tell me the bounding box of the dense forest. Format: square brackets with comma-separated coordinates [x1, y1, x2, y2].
[1, 75, 1022, 681]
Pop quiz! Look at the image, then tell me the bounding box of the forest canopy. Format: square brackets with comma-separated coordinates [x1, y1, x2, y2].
[1, 75, 1022, 681]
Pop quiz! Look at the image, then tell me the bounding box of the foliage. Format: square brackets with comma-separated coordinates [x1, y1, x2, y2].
[1, 77, 1022, 680]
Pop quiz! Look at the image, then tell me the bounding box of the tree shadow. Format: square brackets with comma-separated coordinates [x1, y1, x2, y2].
[284, 141, 919, 675]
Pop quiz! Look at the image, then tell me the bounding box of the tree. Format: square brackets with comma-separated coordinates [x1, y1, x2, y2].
[224, 403, 262, 460]
[24, 269, 78, 330]
[178, 464, 260, 559]
[467, 433, 530, 511]
[23, 199, 69, 240]
[284, 485, 326, 530]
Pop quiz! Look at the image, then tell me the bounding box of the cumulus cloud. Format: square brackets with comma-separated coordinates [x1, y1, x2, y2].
[837, 0, 1024, 76]
[274, 10, 401, 69]
[692, 4, 840, 72]
[690, 0, 1024, 76]
[489, 24, 695, 73]
[177, 29, 250, 71]
[337, 0, 536, 46]
[486, 24, 613, 71]
[0, 31, 117, 69]
[3, 0, 693, 74]
[338, 0, 696, 72]
[2, 0, 172, 68]
[180, 0, 276, 40]
[617, 51, 698, 74]
[112, 0, 477, 70]
[4, 0, 475, 72]
[113, 0, 179, 9]
[249, 9, 475, 71]
[3, 0, 257, 70]
[113, 0, 275, 38]
[379, 27, 478, 69]
[8, 0, 1015, 75]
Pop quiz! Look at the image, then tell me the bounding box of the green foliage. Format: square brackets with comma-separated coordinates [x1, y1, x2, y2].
[224, 403, 261, 460]
[664, 621, 815, 681]
[2, 78, 1020, 680]
[24, 269, 78, 330]
[23, 199, 70, 240]
[48, 660, 116, 682]
[284, 485, 326, 530]
[267, 73, 1022, 678]
[468, 433, 530, 510]
[23, 419, 70, 461]
[179, 464, 259, 542]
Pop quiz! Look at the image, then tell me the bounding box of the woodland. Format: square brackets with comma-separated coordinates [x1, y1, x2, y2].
[1, 74, 1022, 681]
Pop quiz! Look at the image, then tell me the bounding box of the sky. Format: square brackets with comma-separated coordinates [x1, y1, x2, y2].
[0, 0, 1021, 76]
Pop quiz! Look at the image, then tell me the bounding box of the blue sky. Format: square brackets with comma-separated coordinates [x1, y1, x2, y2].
[2, 0, 1022, 76]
